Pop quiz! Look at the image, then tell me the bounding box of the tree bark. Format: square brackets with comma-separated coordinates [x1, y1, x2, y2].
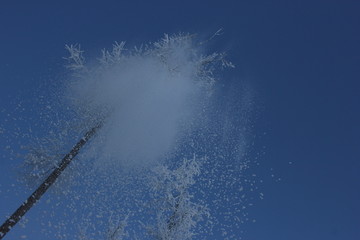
[0, 123, 101, 239]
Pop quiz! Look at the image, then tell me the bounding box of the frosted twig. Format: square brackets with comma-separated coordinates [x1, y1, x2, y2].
[64, 44, 85, 71]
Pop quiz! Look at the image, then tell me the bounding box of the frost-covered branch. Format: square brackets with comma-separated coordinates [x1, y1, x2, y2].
[64, 44, 85, 71]
[100, 41, 126, 66]
[149, 157, 208, 240]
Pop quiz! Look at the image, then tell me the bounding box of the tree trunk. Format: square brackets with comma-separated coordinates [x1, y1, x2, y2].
[0, 123, 101, 239]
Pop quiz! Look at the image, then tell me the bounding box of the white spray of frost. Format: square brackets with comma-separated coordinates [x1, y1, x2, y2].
[65, 34, 233, 169]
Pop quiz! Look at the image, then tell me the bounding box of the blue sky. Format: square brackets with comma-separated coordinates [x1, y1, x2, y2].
[1, 1, 360, 239]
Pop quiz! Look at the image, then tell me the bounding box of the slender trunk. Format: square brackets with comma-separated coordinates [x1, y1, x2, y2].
[0, 123, 101, 239]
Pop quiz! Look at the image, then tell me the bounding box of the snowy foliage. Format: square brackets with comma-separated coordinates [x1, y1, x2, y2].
[148, 157, 208, 240]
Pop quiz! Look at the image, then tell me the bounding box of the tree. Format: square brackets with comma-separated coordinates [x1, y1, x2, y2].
[1, 33, 239, 239]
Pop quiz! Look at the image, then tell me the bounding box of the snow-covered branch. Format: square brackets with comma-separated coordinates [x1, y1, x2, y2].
[64, 44, 85, 71]
[149, 157, 208, 240]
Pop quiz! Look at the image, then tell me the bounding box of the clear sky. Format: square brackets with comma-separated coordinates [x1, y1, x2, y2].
[1, 1, 360, 239]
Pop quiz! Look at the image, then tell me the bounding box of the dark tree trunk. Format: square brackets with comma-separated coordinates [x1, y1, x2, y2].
[0, 123, 102, 239]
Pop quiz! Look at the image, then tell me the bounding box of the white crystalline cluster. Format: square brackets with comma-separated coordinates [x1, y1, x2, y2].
[65, 33, 232, 169]
[149, 157, 208, 240]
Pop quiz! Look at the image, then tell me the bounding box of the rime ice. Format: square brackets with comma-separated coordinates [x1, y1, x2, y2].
[10, 33, 254, 239]
[65, 34, 228, 169]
